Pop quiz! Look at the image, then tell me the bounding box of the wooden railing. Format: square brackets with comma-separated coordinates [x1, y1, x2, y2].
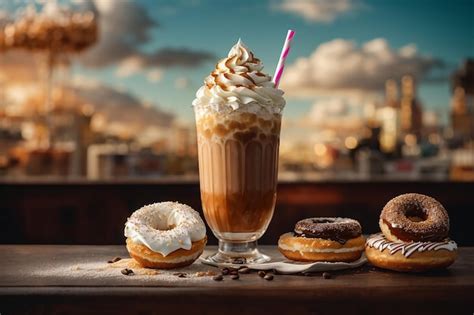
[1, 179, 473, 245]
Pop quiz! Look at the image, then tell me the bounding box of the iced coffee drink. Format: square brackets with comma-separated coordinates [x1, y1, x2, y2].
[193, 39, 285, 263]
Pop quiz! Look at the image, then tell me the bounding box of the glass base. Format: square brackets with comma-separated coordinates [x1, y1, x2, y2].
[202, 240, 270, 265]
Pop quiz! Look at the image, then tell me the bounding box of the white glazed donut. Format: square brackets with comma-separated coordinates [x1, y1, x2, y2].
[124, 202, 207, 269]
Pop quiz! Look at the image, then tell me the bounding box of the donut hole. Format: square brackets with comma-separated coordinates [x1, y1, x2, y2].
[405, 206, 428, 222]
[151, 218, 176, 231]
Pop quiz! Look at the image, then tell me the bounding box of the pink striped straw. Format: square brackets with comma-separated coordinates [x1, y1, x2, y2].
[272, 29, 295, 88]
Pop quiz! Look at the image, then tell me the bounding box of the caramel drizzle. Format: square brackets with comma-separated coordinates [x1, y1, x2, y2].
[206, 46, 268, 91]
[366, 233, 457, 258]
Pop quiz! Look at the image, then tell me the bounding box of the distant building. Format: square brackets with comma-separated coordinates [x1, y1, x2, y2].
[385, 79, 399, 108]
[377, 79, 401, 153]
[400, 75, 423, 139]
[451, 60, 474, 140]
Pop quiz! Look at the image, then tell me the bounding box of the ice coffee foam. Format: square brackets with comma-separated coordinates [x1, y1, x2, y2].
[192, 39, 285, 118]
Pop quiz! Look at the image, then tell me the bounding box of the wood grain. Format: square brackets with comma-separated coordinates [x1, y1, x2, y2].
[0, 245, 473, 315]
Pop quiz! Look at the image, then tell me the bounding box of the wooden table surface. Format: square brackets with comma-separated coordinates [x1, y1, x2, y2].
[0, 245, 473, 315]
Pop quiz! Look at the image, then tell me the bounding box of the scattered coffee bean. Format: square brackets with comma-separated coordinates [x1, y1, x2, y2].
[238, 267, 250, 274]
[173, 272, 187, 278]
[212, 274, 223, 281]
[230, 274, 239, 280]
[303, 272, 313, 277]
[258, 271, 266, 278]
[221, 268, 230, 275]
[264, 274, 274, 281]
[121, 268, 133, 276]
[322, 272, 331, 279]
[230, 270, 238, 276]
[107, 257, 122, 264]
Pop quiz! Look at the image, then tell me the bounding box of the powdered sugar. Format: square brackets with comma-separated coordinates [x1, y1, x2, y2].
[31, 258, 219, 285]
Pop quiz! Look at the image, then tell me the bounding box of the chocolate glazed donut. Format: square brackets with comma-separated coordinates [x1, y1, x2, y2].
[380, 193, 449, 242]
[279, 217, 365, 262]
[295, 217, 362, 244]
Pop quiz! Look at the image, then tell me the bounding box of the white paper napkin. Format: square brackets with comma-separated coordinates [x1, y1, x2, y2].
[201, 254, 367, 274]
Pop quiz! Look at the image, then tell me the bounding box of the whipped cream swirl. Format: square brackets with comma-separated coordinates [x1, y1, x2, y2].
[192, 39, 285, 115]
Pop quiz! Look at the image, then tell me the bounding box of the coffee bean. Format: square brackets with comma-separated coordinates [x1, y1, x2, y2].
[230, 270, 238, 276]
[303, 272, 313, 277]
[322, 272, 331, 279]
[238, 267, 250, 274]
[108, 256, 122, 264]
[172, 272, 188, 278]
[221, 268, 230, 275]
[212, 274, 223, 281]
[230, 274, 239, 280]
[258, 271, 266, 278]
[121, 268, 133, 276]
[264, 274, 274, 281]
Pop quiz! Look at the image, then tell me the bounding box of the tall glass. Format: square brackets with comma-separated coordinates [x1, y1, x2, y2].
[195, 107, 282, 264]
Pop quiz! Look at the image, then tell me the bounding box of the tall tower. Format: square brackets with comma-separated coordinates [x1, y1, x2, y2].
[400, 75, 423, 139]
[376, 79, 400, 153]
[452, 87, 467, 115]
[385, 79, 399, 108]
[451, 59, 474, 140]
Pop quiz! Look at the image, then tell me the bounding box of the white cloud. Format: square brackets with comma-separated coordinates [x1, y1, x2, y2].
[174, 77, 191, 89]
[80, 0, 157, 67]
[72, 83, 174, 130]
[276, 0, 361, 23]
[113, 48, 214, 79]
[79, 1, 214, 72]
[146, 69, 164, 82]
[1, 76, 174, 137]
[280, 38, 441, 97]
[115, 56, 145, 78]
[70, 74, 102, 89]
[306, 97, 366, 130]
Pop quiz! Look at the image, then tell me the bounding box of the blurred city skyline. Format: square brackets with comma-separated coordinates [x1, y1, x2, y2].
[0, 0, 473, 180]
[2, 0, 473, 123]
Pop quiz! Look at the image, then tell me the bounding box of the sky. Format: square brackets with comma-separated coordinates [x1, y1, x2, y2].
[36, 0, 474, 124]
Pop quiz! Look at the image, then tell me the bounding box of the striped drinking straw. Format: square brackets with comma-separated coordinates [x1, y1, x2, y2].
[272, 29, 295, 88]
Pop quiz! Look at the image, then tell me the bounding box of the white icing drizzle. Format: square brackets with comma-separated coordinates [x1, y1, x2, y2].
[366, 233, 457, 258]
[124, 202, 206, 256]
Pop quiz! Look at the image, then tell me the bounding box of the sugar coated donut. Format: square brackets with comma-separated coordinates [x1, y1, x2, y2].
[366, 233, 457, 272]
[278, 217, 365, 262]
[380, 193, 449, 242]
[124, 202, 207, 269]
